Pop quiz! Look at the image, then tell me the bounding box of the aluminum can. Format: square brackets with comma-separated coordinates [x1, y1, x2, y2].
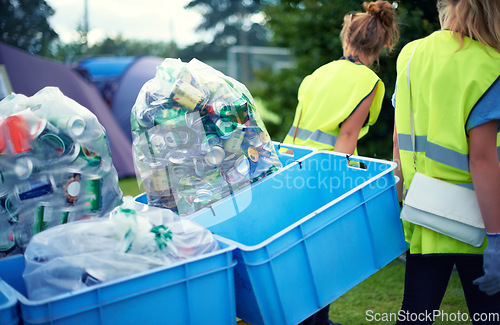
[246, 146, 260, 163]
[2, 194, 18, 218]
[215, 119, 236, 139]
[146, 91, 170, 108]
[0, 221, 15, 252]
[171, 80, 206, 111]
[201, 134, 220, 152]
[2, 115, 33, 155]
[33, 205, 48, 234]
[34, 120, 77, 160]
[166, 149, 189, 164]
[14, 157, 34, 179]
[54, 116, 86, 138]
[154, 107, 187, 125]
[224, 125, 245, 153]
[150, 162, 171, 193]
[204, 145, 225, 167]
[136, 106, 156, 129]
[224, 155, 250, 184]
[64, 173, 81, 206]
[84, 176, 102, 212]
[170, 164, 191, 181]
[16, 176, 55, 201]
[148, 132, 168, 153]
[78, 145, 102, 167]
[232, 97, 249, 124]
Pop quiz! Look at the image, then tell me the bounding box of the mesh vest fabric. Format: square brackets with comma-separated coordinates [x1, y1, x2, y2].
[284, 60, 384, 151]
[395, 30, 500, 254]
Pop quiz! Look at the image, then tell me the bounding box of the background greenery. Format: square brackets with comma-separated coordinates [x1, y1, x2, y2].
[1, 0, 442, 159]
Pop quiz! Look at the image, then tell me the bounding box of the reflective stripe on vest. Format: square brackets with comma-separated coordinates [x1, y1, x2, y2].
[397, 133, 470, 171]
[287, 125, 337, 147]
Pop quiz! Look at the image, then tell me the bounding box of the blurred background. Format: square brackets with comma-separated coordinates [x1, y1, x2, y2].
[0, 0, 441, 170]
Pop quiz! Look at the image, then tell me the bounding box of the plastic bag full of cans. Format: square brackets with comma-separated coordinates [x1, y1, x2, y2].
[131, 58, 282, 216]
[0, 87, 123, 258]
[23, 196, 220, 301]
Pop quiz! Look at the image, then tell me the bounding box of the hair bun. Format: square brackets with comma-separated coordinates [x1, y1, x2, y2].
[363, 0, 395, 28]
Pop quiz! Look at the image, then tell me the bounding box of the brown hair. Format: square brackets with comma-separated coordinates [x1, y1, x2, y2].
[438, 0, 500, 53]
[340, 1, 400, 59]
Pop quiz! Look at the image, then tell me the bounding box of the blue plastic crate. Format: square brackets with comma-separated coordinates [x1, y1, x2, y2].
[189, 151, 406, 324]
[0, 280, 18, 325]
[0, 241, 236, 325]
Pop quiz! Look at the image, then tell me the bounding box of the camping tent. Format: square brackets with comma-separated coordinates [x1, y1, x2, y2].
[0, 42, 136, 178]
[77, 56, 136, 106]
[110, 56, 163, 142]
[76, 56, 163, 142]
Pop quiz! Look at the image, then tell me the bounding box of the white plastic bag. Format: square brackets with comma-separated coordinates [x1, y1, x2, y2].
[23, 197, 220, 301]
[131, 58, 282, 216]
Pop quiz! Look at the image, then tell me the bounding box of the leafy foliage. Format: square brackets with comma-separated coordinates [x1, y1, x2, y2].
[185, 0, 270, 47]
[0, 0, 58, 55]
[51, 36, 180, 63]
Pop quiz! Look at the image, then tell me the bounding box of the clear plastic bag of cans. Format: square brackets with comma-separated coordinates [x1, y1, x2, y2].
[0, 87, 123, 258]
[131, 58, 282, 216]
[22, 196, 220, 301]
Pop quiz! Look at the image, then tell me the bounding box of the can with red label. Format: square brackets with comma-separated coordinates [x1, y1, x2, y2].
[2, 115, 33, 155]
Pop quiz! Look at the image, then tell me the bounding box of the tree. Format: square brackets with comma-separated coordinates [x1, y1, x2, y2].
[183, 0, 271, 81]
[255, 0, 441, 158]
[51, 36, 180, 64]
[185, 0, 270, 48]
[0, 0, 58, 55]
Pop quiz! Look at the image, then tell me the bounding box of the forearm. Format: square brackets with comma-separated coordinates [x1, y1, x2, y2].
[392, 124, 404, 202]
[469, 120, 500, 233]
[470, 157, 500, 233]
[333, 133, 357, 155]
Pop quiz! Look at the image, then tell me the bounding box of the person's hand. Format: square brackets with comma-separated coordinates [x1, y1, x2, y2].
[473, 234, 500, 295]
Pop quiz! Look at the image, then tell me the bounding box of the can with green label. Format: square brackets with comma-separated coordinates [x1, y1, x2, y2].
[84, 177, 102, 212]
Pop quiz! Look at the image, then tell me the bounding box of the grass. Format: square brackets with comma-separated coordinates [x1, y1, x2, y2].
[118, 177, 143, 198]
[329, 258, 471, 325]
[119, 177, 472, 325]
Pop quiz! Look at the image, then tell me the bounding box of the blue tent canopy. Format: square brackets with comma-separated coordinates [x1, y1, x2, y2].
[78, 56, 136, 81]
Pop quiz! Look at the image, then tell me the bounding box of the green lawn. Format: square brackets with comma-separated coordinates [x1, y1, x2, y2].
[119, 177, 143, 198]
[329, 258, 471, 325]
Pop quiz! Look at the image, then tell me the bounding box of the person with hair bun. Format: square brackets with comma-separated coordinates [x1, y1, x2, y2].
[284, 0, 399, 157]
[393, 0, 500, 324]
[283, 1, 400, 324]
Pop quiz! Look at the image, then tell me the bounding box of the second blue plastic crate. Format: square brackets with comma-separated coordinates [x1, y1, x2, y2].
[0, 280, 18, 325]
[0, 241, 236, 325]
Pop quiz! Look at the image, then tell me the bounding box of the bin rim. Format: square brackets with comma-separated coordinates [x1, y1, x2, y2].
[3, 240, 236, 306]
[213, 151, 397, 251]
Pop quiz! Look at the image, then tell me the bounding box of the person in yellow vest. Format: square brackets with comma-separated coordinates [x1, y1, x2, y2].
[284, 1, 399, 158]
[284, 1, 400, 324]
[393, 0, 500, 324]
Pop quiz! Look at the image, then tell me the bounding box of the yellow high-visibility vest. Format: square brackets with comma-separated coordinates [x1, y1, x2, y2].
[283, 59, 384, 151]
[395, 30, 500, 254]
